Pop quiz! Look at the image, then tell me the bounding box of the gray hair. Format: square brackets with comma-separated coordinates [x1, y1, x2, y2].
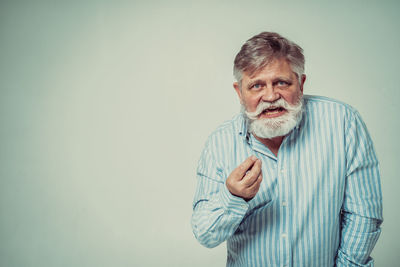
[233, 32, 305, 85]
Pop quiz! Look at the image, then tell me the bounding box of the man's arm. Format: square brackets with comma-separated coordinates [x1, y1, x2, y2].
[191, 145, 262, 248]
[336, 110, 383, 266]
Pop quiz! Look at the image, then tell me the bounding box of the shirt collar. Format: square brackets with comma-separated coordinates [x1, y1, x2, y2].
[238, 113, 251, 142]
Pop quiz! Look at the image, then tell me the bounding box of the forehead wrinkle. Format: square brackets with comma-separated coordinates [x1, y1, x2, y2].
[246, 70, 294, 83]
[251, 58, 293, 76]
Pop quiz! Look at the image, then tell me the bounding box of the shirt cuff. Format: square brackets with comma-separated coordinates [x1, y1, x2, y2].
[220, 184, 249, 215]
[336, 251, 375, 267]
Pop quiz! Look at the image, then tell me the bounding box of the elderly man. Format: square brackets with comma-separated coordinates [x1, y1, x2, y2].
[191, 32, 383, 267]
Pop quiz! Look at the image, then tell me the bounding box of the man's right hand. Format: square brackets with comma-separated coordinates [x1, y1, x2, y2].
[226, 156, 263, 201]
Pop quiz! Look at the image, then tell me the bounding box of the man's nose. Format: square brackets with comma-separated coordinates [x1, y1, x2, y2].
[261, 85, 280, 102]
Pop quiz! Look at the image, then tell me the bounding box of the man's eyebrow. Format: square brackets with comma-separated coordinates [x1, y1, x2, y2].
[247, 76, 293, 86]
[247, 79, 265, 87]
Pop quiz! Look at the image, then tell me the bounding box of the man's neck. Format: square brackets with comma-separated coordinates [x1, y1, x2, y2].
[254, 135, 284, 157]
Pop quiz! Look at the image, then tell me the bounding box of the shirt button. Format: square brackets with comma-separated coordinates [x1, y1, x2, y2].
[281, 233, 287, 239]
[280, 169, 286, 174]
[282, 201, 288, 207]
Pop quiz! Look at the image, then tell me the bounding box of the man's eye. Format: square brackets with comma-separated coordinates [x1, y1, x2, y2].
[278, 81, 287, 86]
[252, 84, 262, 89]
[277, 81, 289, 86]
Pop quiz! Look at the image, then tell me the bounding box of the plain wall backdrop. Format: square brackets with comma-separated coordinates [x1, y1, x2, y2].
[1, 0, 399, 266]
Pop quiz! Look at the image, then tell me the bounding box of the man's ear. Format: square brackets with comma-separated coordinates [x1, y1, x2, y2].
[300, 74, 306, 93]
[233, 82, 243, 104]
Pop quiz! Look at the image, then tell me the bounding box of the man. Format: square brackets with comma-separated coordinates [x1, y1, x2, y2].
[191, 32, 383, 267]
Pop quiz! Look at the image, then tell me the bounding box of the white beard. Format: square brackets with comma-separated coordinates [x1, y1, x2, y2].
[243, 96, 304, 139]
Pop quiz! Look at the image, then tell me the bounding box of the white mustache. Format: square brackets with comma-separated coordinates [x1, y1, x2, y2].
[245, 98, 294, 120]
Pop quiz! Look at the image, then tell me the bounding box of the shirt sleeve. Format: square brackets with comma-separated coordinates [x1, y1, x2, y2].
[336, 109, 383, 266]
[191, 140, 249, 248]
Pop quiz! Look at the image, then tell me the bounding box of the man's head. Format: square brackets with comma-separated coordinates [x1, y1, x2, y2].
[233, 32, 306, 139]
[233, 32, 305, 85]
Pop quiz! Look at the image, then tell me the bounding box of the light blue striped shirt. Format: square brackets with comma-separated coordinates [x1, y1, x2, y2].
[191, 95, 382, 267]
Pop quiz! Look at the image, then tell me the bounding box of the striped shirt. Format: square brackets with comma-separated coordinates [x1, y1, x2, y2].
[191, 95, 383, 267]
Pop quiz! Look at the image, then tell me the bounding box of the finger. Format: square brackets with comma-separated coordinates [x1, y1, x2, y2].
[234, 156, 258, 178]
[243, 174, 263, 201]
[242, 159, 262, 187]
[248, 173, 263, 193]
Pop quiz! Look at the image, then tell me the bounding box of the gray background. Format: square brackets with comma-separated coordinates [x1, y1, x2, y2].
[1, 0, 399, 266]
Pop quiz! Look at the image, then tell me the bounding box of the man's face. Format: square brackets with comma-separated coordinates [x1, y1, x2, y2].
[233, 58, 306, 139]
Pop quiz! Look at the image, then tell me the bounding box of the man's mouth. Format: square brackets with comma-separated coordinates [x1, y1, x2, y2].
[259, 107, 287, 118]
